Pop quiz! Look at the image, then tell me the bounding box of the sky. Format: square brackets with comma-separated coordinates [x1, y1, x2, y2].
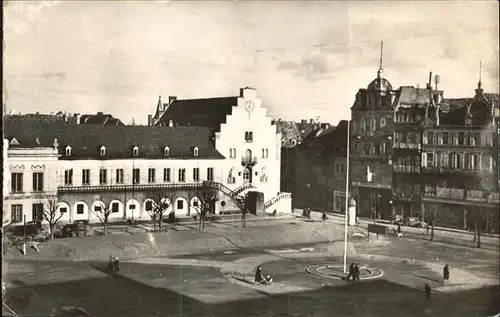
[3, 0, 499, 125]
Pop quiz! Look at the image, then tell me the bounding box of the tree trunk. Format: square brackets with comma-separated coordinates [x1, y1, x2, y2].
[49, 224, 54, 239]
[159, 215, 162, 231]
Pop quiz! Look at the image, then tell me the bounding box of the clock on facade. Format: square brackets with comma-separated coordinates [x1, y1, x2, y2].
[244, 100, 255, 113]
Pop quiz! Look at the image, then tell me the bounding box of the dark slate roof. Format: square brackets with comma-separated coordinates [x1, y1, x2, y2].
[80, 113, 124, 126]
[155, 96, 238, 131]
[5, 114, 75, 125]
[319, 120, 348, 157]
[4, 119, 225, 160]
[274, 120, 302, 146]
[367, 77, 393, 92]
[396, 86, 443, 105]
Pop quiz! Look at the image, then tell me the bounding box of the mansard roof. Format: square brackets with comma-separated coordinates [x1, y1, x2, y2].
[4, 119, 225, 160]
[79, 113, 124, 126]
[155, 96, 238, 131]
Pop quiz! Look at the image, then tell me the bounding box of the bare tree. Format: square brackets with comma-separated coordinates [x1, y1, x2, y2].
[42, 197, 64, 239]
[92, 201, 114, 235]
[197, 188, 219, 230]
[147, 190, 176, 231]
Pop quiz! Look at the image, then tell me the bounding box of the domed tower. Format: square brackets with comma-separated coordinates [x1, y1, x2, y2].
[364, 42, 394, 111]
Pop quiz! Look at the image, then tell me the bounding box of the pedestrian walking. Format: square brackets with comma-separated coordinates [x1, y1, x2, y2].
[114, 256, 120, 272]
[397, 223, 403, 238]
[321, 212, 327, 222]
[353, 263, 360, 283]
[424, 283, 431, 300]
[443, 264, 449, 283]
[346, 263, 355, 281]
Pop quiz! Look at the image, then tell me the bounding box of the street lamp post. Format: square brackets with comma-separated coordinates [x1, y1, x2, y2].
[343, 120, 350, 274]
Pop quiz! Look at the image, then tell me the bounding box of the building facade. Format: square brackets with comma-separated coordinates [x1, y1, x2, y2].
[4, 87, 290, 226]
[350, 47, 395, 219]
[3, 140, 60, 225]
[391, 74, 445, 220]
[420, 79, 499, 231]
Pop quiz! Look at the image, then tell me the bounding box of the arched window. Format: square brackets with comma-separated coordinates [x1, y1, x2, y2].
[164, 146, 170, 156]
[361, 118, 366, 132]
[380, 117, 386, 128]
[100, 146, 106, 156]
[371, 118, 376, 131]
[291, 139, 297, 146]
[265, 149, 268, 158]
[245, 131, 249, 141]
[249, 132, 253, 141]
[133, 146, 139, 157]
[65, 146, 72, 156]
[232, 148, 236, 158]
[245, 149, 252, 159]
[193, 146, 199, 157]
[262, 149, 265, 158]
[230, 148, 234, 158]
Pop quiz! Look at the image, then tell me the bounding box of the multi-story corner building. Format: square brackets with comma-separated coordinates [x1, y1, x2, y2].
[420, 79, 499, 231]
[4, 87, 290, 225]
[350, 43, 395, 219]
[392, 74, 445, 220]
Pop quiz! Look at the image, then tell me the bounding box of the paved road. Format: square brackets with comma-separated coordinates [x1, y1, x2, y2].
[3, 232, 499, 317]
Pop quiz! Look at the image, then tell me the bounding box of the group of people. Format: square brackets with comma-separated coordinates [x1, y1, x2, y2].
[346, 263, 361, 282]
[108, 254, 120, 272]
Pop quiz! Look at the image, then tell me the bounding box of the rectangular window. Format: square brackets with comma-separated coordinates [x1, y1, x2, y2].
[443, 132, 449, 145]
[426, 153, 434, 167]
[112, 202, 119, 213]
[99, 169, 107, 185]
[207, 167, 214, 181]
[11, 205, 23, 223]
[177, 200, 184, 209]
[163, 168, 171, 182]
[94, 206, 102, 212]
[133, 168, 140, 184]
[458, 132, 464, 145]
[116, 169, 124, 184]
[11, 173, 23, 192]
[148, 168, 156, 183]
[178, 168, 186, 182]
[64, 169, 73, 186]
[32, 172, 44, 192]
[193, 168, 199, 181]
[82, 169, 90, 185]
[145, 201, 153, 211]
[60, 207, 67, 213]
[32, 203, 44, 221]
[77, 204, 84, 214]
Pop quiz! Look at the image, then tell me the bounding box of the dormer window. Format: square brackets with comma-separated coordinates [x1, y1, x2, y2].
[65, 146, 72, 156]
[100, 146, 106, 156]
[290, 139, 297, 146]
[164, 146, 170, 156]
[380, 117, 386, 128]
[193, 146, 199, 157]
[133, 146, 139, 157]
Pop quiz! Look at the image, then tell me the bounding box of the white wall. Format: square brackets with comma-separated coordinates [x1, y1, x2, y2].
[215, 88, 282, 202]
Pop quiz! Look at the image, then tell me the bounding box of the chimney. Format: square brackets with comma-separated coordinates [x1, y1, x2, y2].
[168, 96, 177, 104]
[73, 113, 81, 124]
[427, 71, 432, 90]
[301, 119, 307, 124]
[309, 119, 314, 124]
[148, 115, 153, 126]
[97, 112, 104, 115]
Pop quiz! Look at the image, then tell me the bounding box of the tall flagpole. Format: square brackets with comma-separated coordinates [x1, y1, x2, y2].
[343, 119, 350, 273]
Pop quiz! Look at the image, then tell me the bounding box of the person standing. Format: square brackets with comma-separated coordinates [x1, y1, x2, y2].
[346, 263, 355, 281]
[353, 264, 360, 283]
[443, 264, 449, 283]
[322, 212, 327, 222]
[424, 283, 431, 300]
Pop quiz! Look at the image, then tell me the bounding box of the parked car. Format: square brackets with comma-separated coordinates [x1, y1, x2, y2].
[404, 217, 427, 228]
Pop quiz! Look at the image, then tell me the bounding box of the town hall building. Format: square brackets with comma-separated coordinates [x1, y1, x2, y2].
[3, 87, 290, 227]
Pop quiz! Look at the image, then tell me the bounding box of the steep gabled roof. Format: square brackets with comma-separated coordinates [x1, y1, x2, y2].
[155, 96, 238, 131]
[80, 113, 124, 126]
[4, 119, 224, 160]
